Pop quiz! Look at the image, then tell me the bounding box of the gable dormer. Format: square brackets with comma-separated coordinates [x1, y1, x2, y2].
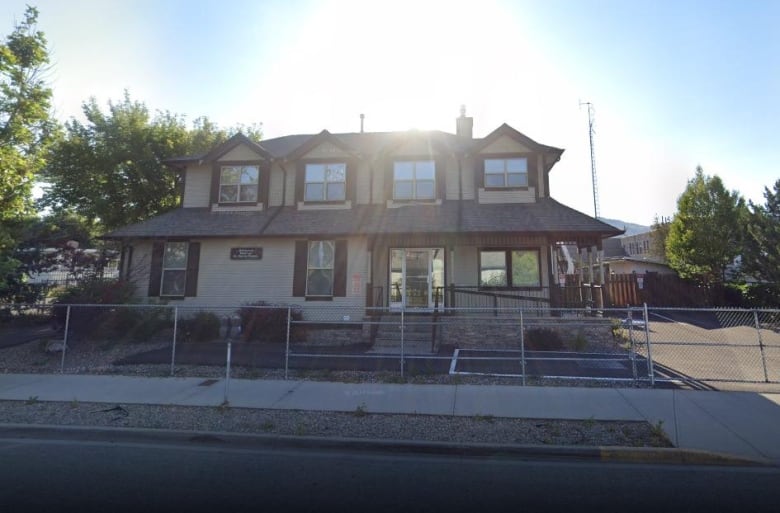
[205, 134, 273, 212]
[378, 132, 453, 207]
[472, 124, 563, 204]
[287, 130, 359, 210]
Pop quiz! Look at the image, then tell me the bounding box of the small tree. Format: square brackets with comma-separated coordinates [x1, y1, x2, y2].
[666, 167, 746, 285]
[650, 215, 671, 260]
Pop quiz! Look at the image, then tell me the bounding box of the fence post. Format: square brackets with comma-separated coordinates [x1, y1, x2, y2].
[224, 340, 232, 403]
[519, 309, 526, 386]
[643, 303, 655, 387]
[285, 306, 291, 380]
[753, 310, 770, 383]
[400, 308, 405, 378]
[60, 305, 71, 374]
[170, 306, 178, 377]
[628, 307, 637, 382]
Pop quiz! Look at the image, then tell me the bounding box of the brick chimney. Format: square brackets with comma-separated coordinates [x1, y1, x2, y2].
[456, 105, 473, 139]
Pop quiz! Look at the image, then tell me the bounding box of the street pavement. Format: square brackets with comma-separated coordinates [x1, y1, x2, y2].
[0, 372, 778, 465]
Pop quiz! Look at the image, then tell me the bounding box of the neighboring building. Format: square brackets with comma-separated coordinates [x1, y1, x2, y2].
[105, 111, 621, 316]
[602, 231, 674, 278]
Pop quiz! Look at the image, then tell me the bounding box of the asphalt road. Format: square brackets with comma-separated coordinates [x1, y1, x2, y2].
[1, 430, 779, 513]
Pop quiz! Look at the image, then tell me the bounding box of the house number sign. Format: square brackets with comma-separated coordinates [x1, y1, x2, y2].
[230, 247, 263, 260]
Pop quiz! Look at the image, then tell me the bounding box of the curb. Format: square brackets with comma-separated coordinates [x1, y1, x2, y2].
[0, 423, 771, 467]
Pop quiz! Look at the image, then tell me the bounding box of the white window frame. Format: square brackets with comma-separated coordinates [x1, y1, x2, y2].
[306, 240, 335, 297]
[304, 163, 347, 202]
[219, 165, 259, 203]
[393, 160, 436, 200]
[484, 158, 528, 188]
[160, 241, 188, 297]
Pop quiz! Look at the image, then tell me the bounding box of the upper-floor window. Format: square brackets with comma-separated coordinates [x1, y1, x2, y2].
[484, 158, 528, 188]
[161, 241, 188, 297]
[220, 165, 259, 203]
[305, 163, 346, 202]
[393, 160, 435, 200]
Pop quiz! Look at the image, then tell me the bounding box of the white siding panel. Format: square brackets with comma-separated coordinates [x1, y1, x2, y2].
[453, 246, 478, 286]
[355, 161, 371, 204]
[444, 155, 459, 200]
[183, 165, 211, 208]
[301, 142, 349, 159]
[477, 187, 536, 203]
[461, 156, 476, 200]
[218, 145, 264, 161]
[129, 241, 153, 300]
[480, 135, 531, 154]
[268, 163, 285, 206]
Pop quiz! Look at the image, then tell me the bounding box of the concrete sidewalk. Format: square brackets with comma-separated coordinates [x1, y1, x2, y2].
[0, 373, 778, 464]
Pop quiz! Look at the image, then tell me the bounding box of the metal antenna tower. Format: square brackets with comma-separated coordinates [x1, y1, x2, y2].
[579, 101, 599, 219]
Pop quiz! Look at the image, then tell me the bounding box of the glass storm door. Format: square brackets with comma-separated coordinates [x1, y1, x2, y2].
[389, 248, 444, 310]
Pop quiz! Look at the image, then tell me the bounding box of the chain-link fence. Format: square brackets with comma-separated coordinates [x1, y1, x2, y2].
[1, 303, 778, 388]
[646, 307, 780, 386]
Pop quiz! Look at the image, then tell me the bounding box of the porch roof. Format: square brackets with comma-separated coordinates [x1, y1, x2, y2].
[103, 198, 621, 241]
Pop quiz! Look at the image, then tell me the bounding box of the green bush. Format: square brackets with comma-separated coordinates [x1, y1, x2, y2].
[238, 301, 303, 342]
[178, 311, 221, 342]
[523, 327, 564, 351]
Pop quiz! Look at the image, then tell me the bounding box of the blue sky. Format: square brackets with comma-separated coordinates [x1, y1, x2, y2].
[3, 0, 778, 225]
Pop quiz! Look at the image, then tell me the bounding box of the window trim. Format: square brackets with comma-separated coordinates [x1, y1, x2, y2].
[305, 240, 336, 298]
[478, 153, 536, 193]
[160, 241, 188, 298]
[478, 247, 542, 290]
[304, 162, 347, 203]
[392, 160, 437, 201]
[483, 157, 529, 189]
[218, 164, 260, 204]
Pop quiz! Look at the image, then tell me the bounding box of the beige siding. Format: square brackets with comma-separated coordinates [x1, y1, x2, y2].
[461, 156, 476, 200]
[537, 154, 546, 197]
[393, 138, 437, 156]
[131, 238, 369, 318]
[301, 142, 349, 159]
[183, 165, 211, 208]
[217, 144, 264, 161]
[268, 163, 285, 207]
[444, 155, 460, 200]
[355, 160, 371, 204]
[371, 159, 385, 204]
[480, 135, 531, 154]
[477, 187, 536, 203]
[453, 246, 478, 286]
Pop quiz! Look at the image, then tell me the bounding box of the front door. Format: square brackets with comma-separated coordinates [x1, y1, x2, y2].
[389, 248, 444, 310]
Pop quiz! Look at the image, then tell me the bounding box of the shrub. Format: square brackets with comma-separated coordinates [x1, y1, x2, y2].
[178, 311, 221, 342]
[523, 327, 564, 351]
[238, 301, 303, 342]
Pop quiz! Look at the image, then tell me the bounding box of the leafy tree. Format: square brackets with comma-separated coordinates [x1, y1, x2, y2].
[650, 215, 671, 260]
[41, 92, 262, 231]
[741, 180, 780, 301]
[666, 166, 746, 285]
[0, 6, 55, 295]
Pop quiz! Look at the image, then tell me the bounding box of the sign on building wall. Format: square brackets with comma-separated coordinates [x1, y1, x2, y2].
[230, 247, 263, 260]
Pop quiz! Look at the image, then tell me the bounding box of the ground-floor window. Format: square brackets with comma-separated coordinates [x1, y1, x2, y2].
[306, 240, 335, 297]
[161, 241, 188, 297]
[479, 248, 540, 288]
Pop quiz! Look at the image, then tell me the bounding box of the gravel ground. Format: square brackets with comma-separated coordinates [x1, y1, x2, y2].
[0, 400, 672, 447]
[0, 336, 669, 447]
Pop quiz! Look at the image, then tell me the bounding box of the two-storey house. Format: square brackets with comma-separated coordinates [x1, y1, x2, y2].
[105, 112, 621, 317]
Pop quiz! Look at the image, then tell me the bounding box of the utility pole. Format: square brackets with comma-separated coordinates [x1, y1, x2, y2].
[579, 101, 599, 219]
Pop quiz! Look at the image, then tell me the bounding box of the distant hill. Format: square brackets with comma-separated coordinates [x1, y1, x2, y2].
[599, 218, 650, 237]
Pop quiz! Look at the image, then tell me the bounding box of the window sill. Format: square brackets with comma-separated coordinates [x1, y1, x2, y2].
[386, 199, 442, 208]
[305, 296, 334, 301]
[211, 202, 264, 212]
[297, 200, 352, 210]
